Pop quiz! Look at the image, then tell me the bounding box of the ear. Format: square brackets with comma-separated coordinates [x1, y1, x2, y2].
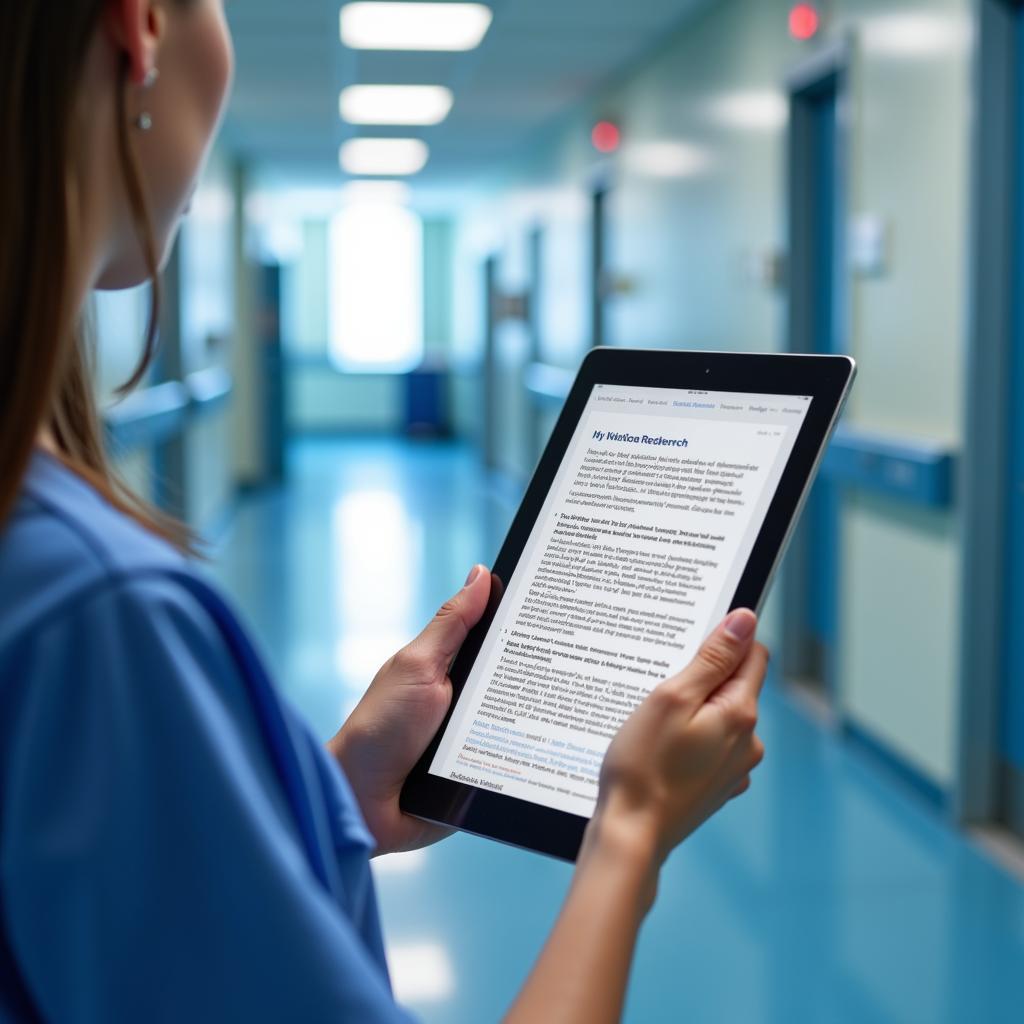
[103, 0, 167, 85]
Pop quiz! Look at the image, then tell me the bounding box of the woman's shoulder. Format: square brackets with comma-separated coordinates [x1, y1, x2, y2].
[0, 450, 189, 648]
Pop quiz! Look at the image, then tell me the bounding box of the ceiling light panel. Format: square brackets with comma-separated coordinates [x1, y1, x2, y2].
[340, 85, 453, 126]
[340, 138, 430, 176]
[340, 2, 493, 52]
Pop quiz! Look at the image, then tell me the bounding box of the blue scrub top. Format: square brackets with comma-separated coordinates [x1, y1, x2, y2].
[0, 452, 415, 1023]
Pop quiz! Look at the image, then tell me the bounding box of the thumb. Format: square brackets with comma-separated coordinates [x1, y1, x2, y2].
[670, 608, 758, 704]
[407, 565, 492, 667]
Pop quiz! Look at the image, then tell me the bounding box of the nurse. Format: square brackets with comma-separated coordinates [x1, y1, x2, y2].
[0, 2, 768, 1021]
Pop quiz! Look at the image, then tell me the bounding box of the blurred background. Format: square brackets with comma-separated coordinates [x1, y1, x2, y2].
[93, 0, 1024, 1020]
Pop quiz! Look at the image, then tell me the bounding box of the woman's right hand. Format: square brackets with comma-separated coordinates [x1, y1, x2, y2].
[588, 608, 768, 879]
[505, 609, 768, 1024]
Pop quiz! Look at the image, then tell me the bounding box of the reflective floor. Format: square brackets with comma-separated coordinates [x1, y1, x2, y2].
[212, 438, 1024, 1024]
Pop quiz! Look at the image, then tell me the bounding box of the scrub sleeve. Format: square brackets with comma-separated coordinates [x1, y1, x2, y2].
[0, 573, 416, 1024]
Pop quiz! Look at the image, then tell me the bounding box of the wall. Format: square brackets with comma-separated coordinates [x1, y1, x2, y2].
[450, 0, 973, 787]
[288, 369, 405, 432]
[94, 284, 159, 505]
[93, 286, 152, 401]
[179, 148, 236, 529]
[833, 3, 970, 786]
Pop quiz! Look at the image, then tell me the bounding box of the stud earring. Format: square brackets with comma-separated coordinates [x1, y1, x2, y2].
[135, 67, 159, 132]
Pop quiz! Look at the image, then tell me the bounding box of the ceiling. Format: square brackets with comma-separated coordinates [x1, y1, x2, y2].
[223, 0, 715, 193]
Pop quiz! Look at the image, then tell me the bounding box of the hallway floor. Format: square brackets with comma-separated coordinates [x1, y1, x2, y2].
[211, 437, 1024, 1024]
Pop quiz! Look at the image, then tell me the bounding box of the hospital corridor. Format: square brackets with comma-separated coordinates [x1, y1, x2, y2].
[3, 0, 1024, 1021]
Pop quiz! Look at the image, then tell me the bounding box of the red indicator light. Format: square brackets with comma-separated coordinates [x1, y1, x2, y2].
[789, 3, 820, 40]
[591, 120, 621, 154]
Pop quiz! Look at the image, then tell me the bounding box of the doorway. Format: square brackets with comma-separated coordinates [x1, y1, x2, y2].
[959, 0, 1024, 838]
[482, 255, 499, 469]
[526, 227, 545, 464]
[1003, 0, 1024, 838]
[781, 43, 849, 707]
[590, 186, 608, 350]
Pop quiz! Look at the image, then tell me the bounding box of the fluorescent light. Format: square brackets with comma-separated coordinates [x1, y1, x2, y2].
[340, 138, 429, 176]
[707, 90, 787, 133]
[340, 2, 492, 51]
[624, 141, 714, 179]
[861, 13, 970, 59]
[340, 85, 453, 126]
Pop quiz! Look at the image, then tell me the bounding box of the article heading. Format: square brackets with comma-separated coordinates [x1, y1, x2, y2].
[592, 429, 689, 448]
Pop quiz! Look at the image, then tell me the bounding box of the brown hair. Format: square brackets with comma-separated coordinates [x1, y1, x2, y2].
[0, 1, 193, 551]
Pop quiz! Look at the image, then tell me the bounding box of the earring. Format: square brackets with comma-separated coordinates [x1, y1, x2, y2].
[135, 67, 159, 132]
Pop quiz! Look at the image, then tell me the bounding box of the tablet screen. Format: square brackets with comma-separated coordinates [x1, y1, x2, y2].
[430, 383, 812, 818]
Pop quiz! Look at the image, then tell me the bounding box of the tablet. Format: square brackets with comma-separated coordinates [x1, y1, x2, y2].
[401, 348, 855, 861]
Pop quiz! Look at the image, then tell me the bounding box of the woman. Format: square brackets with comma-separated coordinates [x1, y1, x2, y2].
[0, 2, 767, 1021]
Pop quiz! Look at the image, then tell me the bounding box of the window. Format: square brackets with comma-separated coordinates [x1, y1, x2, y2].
[328, 200, 423, 372]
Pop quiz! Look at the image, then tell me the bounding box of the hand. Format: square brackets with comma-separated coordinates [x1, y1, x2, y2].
[327, 565, 492, 856]
[504, 615, 768, 1024]
[587, 609, 768, 882]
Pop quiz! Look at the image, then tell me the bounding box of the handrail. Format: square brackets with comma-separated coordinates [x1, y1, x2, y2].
[186, 366, 233, 415]
[524, 361, 574, 407]
[103, 381, 190, 451]
[821, 426, 956, 509]
[103, 371, 234, 451]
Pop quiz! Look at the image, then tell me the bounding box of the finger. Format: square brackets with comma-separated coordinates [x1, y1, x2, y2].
[729, 776, 751, 799]
[748, 643, 770, 699]
[705, 642, 770, 720]
[666, 609, 758, 704]
[405, 564, 492, 667]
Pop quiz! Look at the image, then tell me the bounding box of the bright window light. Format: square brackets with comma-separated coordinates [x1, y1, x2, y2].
[340, 85, 453, 126]
[329, 200, 423, 372]
[340, 2, 493, 51]
[340, 138, 429, 176]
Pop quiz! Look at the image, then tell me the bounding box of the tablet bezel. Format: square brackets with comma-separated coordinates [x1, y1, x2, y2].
[400, 348, 856, 862]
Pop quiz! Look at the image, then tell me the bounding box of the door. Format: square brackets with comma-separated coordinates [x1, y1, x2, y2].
[257, 262, 286, 483]
[959, 0, 1024, 832]
[482, 255, 499, 469]
[590, 187, 607, 350]
[526, 227, 545, 463]
[782, 50, 848, 705]
[1000, 0, 1024, 836]
[153, 237, 186, 518]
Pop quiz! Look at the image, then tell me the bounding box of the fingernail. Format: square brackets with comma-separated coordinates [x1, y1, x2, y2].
[463, 565, 483, 588]
[723, 609, 756, 642]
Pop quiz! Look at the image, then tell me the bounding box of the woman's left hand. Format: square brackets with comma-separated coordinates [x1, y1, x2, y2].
[327, 565, 492, 856]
